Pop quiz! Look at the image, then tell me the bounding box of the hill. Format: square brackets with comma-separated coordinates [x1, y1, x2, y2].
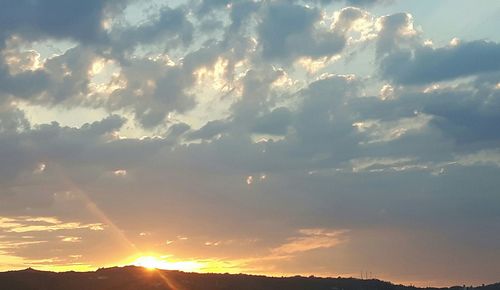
[0, 266, 498, 290]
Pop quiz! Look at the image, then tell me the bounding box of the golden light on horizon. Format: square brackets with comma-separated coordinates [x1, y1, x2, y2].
[131, 256, 203, 272]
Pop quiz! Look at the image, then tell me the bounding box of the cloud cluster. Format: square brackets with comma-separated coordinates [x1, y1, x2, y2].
[375, 12, 500, 84]
[0, 0, 499, 285]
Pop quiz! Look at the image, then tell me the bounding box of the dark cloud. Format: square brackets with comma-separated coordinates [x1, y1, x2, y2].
[290, 75, 362, 160]
[165, 122, 191, 140]
[0, 45, 96, 104]
[0, 105, 30, 133]
[376, 13, 500, 85]
[104, 56, 198, 128]
[80, 114, 126, 136]
[0, 106, 33, 184]
[0, 113, 124, 187]
[227, 1, 260, 33]
[258, 2, 346, 61]
[111, 6, 194, 57]
[43, 46, 96, 103]
[253, 107, 292, 135]
[0, 62, 49, 99]
[380, 40, 500, 85]
[0, 0, 126, 46]
[418, 84, 500, 147]
[376, 12, 417, 57]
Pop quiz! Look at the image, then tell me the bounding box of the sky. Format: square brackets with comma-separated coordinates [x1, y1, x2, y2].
[0, 0, 500, 287]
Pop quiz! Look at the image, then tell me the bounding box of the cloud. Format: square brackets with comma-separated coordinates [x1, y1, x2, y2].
[455, 149, 500, 168]
[344, 0, 388, 5]
[196, 0, 232, 15]
[0, 0, 125, 46]
[111, 6, 194, 56]
[100, 56, 198, 128]
[0, 216, 105, 271]
[272, 229, 348, 255]
[375, 13, 500, 85]
[0, 216, 104, 233]
[0, 1, 499, 283]
[376, 12, 418, 57]
[0, 44, 96, 104]
[380, 40, 500, 85]
[187, 120, 229, 140]
[306, 0, 390, 6]
[252, 107, 292, 135]
[0, 60, 49, 100]
[258, 2, 346, 61]
[227, 1, 260, 33]
[0, 105, 30, 133]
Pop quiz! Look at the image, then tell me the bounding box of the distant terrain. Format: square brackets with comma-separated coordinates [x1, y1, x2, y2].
[0, 266, 499, 290]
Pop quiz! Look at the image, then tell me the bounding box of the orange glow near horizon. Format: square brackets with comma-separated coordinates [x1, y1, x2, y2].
[130, 255, 203, 272]
[0, 253, 463, 287]
[123, 253, 245, 275]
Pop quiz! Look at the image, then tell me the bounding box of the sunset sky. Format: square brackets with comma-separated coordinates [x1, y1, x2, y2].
[0, 0, 500, 287]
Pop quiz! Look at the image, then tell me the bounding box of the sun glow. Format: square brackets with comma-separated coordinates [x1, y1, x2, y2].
[132, 256, 202, 272]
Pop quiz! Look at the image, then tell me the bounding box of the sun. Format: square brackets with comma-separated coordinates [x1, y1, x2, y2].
[133, 256, 166, 270]
[131, 255, 203, 272]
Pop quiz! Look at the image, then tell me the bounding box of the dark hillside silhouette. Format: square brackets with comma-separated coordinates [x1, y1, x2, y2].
[0, 266, 498, 290]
